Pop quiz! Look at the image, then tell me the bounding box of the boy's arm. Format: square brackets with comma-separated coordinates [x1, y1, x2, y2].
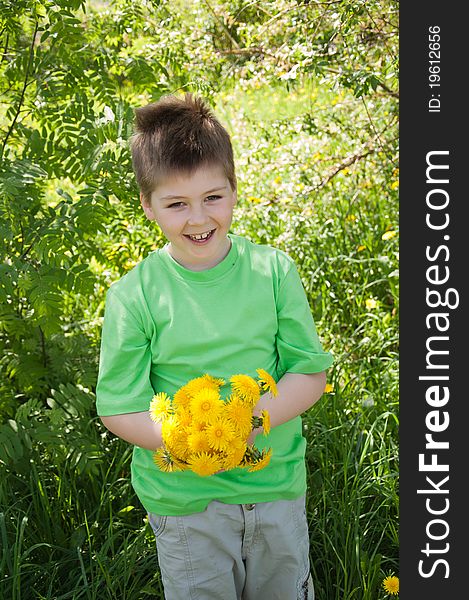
[101, 372, 326, 450]
[252, 370, 327, 432]
[100, 412, 163, 451]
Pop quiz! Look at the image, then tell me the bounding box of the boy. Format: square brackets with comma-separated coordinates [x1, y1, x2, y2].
[96, 93, 333, 600]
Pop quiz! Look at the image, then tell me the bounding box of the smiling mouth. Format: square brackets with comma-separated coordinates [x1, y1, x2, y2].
[184, 230, 215, 243]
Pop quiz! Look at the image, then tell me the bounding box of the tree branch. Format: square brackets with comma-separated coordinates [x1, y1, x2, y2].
[314, 147, 375, 190]
[0, 20, 39, 158]
[202, 0, 240, 49]
[312, 131, 399, 190]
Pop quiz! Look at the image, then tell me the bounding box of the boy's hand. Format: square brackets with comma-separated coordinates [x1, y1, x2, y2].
[247, 426, 262, 446]
[250, 371, 328, 430]
[215, 424, 261, 475]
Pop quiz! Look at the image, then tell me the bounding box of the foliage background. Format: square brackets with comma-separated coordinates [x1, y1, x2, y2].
[0, 1, 399, 598]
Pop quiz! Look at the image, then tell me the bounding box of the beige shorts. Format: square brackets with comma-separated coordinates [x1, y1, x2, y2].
[148, 495, 314, 600]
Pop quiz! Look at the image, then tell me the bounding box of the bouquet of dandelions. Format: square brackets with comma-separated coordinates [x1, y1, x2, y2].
[149, 369, 278, 477]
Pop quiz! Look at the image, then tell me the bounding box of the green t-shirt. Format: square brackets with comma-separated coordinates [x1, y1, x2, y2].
[96, 234, 333, 515]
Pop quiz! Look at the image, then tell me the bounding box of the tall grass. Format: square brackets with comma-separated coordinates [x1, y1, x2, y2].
[1, 81, 398, 599]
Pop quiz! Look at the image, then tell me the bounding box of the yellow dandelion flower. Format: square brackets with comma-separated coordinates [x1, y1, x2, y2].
[149, 392, 173, 422]
[382, 230, 397, 241]
[382, 575, 399, 595]
[173, 387, 192, 409]
[357, 245, 366, 252]
[365, 298, 378, 310]
[390, 180, 399, 190]
[153, 448, 180, 473]
[162, 416, 189, 460]
[241, 446, 255, 467]
[164, 429, 189, 461]
[190, 388, 224, 423]
[256, 369, 278, 397]
[188, 452, 222, 477]
[172, 455, 189, 471]
[187, 430, 211, 454]
[183, 378, 207, 398]
[200, 373, 225, 388]
[161, 415, 178, 439]
[191, 420, 207, 433]
[324, 383, 334, 393]
[247, 448, 272, 472]
[222, 440, 247, 470]
[175, 407, 192, 429]
[224, 395, 253, 437]
[184, 374, 224, 398]
[260, 410, 271, 435]
[206, 417, 235, 452]
[230, 374, 260, 406]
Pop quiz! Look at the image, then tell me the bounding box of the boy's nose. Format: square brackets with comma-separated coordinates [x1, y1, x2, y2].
[187, 205, 208, 226]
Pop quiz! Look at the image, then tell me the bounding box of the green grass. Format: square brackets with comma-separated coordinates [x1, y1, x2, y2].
[0, 79, 398, 599]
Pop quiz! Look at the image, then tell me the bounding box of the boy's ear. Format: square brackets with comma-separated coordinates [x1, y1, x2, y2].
[140, 192, 155, 220]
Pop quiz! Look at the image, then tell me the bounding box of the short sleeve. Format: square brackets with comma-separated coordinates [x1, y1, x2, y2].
[276, 262, 333, 374]
[96, 287, 155, 416]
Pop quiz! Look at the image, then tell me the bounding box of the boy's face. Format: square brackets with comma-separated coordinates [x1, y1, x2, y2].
[141, 164, 237, 271]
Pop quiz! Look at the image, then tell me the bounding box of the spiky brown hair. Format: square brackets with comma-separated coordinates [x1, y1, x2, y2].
[130, 93, 237, 203]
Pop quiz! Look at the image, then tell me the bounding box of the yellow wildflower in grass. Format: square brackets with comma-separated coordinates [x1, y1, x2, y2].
[188, 452, 222, 477]
[357, 245, 366, 252]
[187, 430, 211, 454]
[190, 387, 224, 423]
[247, 448, 272, 472]
[260, 410, 271, 435]
[230, 374, 260, 406]
[206, 417, 235, 452]
[153, 448, 179, 473]
[382, 230, 397, 241]
[224, 395, 253, 437]
[365, 298, 378, 310]
[149, 392, 173, 422]
[382, 575, 399, 595]
[256, 369, 278, 397]
[324, 383, 334, 393]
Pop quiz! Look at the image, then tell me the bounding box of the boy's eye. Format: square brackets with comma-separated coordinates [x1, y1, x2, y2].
[206, 195, 221, 201]
[167, 202, 185, 208]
